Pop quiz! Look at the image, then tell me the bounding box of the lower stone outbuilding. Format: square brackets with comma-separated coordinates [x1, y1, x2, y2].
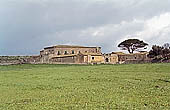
[102, 52, 150, 64]
[48, 53, 104, 64]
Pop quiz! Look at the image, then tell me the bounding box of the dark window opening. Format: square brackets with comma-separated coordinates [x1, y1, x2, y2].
[57, 51, 61, 55]
[92, 57, 95, 60]
[72, 50, 75, 54]
[105, 58, 109, 62]
[96, 48, 98, 52]
[64, 51, 68, 55]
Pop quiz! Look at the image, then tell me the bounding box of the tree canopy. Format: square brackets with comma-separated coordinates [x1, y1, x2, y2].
[148, 45, 170, 62]
[118, 39, 148, 54]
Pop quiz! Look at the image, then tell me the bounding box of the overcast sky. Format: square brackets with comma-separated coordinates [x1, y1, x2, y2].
[1, 0, 170, 55]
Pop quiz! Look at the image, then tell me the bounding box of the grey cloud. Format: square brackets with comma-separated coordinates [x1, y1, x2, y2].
[0, 0, 170, 55]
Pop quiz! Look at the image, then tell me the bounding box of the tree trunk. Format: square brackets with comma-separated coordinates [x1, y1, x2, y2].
[127, 47, 134, 54]
[128, 48, 133, 54]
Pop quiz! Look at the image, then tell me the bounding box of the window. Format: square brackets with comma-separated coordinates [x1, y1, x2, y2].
[92, 57, 95, 60]
[96, 48, 98, 52]
[85, 51, 87, 53]
[72, 50, 75, 54]
[64, 51, 68, 55]
[51, 50, 54, 54]
[105, 58, 109, 62]
[57, 51, 60, 55]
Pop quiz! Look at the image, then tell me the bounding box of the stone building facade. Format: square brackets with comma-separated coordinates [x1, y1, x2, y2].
[117, 52, 150, 64]
[40, 45, 150, 64]
[102, 52, 150, 64]
[103, 53, 119, 64]
[40, 45, 104, 64]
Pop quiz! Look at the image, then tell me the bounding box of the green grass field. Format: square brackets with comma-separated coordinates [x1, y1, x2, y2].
[0, 64, 170, 110]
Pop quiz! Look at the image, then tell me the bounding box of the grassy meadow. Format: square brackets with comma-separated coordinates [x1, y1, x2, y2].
[0, 64, 170, 110]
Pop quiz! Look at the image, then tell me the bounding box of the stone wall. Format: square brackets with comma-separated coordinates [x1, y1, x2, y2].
[118, 53, 148, 62]
[117, 53, 151, 64]
[50, 56, 77, 64]
[123, 59, 151, 64]
[0, 56, 41, 65]
[48, 54, 85, 64]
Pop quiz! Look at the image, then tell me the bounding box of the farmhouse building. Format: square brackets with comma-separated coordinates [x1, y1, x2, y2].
[39, 45, 150, 64]
[40, 45, 104, 64]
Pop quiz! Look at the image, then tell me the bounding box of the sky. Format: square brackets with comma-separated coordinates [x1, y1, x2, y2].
[1, 0, 170, 55]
